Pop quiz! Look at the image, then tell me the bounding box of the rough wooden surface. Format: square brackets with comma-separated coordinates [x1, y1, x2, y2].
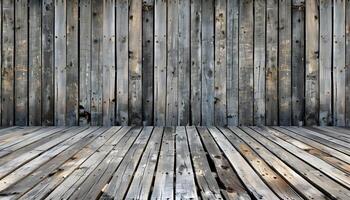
[0, 1, 349, 126]
[0, 126, 349, 199]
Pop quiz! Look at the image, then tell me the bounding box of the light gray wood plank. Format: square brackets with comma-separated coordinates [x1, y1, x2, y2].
[28, 0, 42, 126]
[15, 0, 28, 126]
[214, 0, 227, 126]
[238, 0, 254, 125]
[154, 0, 167, 125]
[129, 0, 142, 125]
[201, 0, 215, 125]
[333, 0, 346, 126]
[102, 0, 115, 125]
[226, 0, 239, 126]
[116, 0, 129, 125]
[265, 0, 278, 126]
[305, 0, 319, 125]
[254, 0, 266, 125]
[346, 0, 350, 126]
[2, 0, 15, 126]
[178, 0, 190, 125]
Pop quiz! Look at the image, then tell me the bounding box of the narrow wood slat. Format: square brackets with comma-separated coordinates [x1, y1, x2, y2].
[15, 0, 28, 126]
[333, 0, 346, 126]
[265, 0, 278, 126]
[142, 0, 154, 126]
[307, 126, 350, 142]
[254, 0, 266, 125]
[292, 0, 305, 126]
[201, 0, 214, 125]
[319, 0, 332, 125]
[79, 0, 92, 125]
[238, 0, 254, 125]
[151, 127, 175, 199]
[346, 0, 350, 126]
[214, 0, 227, 126]
[208, 127, 279, 200]
[221, 127, 302, 199]
[126, 127, 163, 199]
[226, 0, 239, 126]
[2, 0, 15, 126]
[186, 126, 223, 199]
[28, 0, 42, 126]
[305, 0, 319, 125]
[237, 126, 328, 200]
[250, 126, 350, 199]
[102, 0, 115, 125]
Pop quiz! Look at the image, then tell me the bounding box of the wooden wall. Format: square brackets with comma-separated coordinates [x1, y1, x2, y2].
[0, 0, 350, 126]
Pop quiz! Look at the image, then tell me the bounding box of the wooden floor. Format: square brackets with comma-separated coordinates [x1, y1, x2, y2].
[0, 126, 349, 199]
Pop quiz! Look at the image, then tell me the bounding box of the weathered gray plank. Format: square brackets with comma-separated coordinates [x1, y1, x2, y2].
[333, 0, 346, 126]
[254, 0, 266, 125]
[166, 0, 178, 126]
[79, 0, 92, 125]
[129, 0, 142, 125]
[2, 0, 15, 126]
[90, 0, 103, 125]
[142, 0, 154, 126]
[278, 0, 292, 125]
[54, 0, 67, 125]
[226, 0, 239, 126]
[42, 0, 55, 125]
[178, 0, 190, 125]
[346, 0, 350, 126]
[29, 0, 42, 126]
[266, 0, 278, 126]
[239, 0, 254, 125]
[66, 0, 79, 125]
[292, 0, 305, 126]
[102, 0, 115, 125]
[154, 0, 167, 125]
[305, 0, 319, 125]
[116, 0, 129, 125]
[15, 0, 28, 125]
[190, 0, 201, 125]
[201, 0, 214, 125]
[214, 0, 227, 126]
[319, 0, 332, 126]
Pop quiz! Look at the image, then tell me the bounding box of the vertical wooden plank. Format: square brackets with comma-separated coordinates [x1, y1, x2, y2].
[279, 0, 292, 125]
[29, 0, 42, 126]
[79, 0, 91, 125]
[201, 0, 214, 125]
[129, 0, 142, 125]
[102, 0, 115, 125]
[292, 0, 305, 126]
[178, 0, 190, 125]
[319, 0, 332, 125]
[166, 0, 178, 126]
[116, 0, 128, 125]
[214, 0, 227, 126]
[227, 0, 239, 125]
[142, 0, 154, 125]
[2, 0, 15, 126]
[254, 0, 266, 125]
[346, 0, 350, 126]
[190, 0, 201, 125]
[54, 0, 66, 125]
[238, 0, 254, 125]
[305, 0, 319, 125]
[91, 0, 103, 125]
[333, 0, 346, 126]
[42, 0, 54, 125]
[0, 0, 2, 125]
[15, 0, 28, 125]
[66, 0, 79, 125]
[266, 0, 278, 126]
[154, 0, 166, 126]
